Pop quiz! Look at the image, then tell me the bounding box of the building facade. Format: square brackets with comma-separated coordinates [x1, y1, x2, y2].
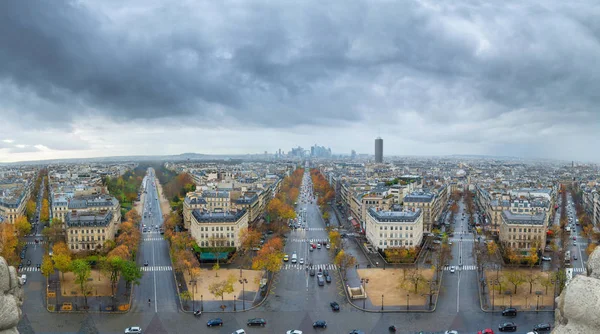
[189, 209, 249, 249]
[365, 207, 423, 250]
[65, 210, 120, 251]
[374, 137, 383, 163]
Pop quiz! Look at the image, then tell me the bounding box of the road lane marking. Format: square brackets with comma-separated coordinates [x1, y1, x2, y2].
[457, 270, 461, 313]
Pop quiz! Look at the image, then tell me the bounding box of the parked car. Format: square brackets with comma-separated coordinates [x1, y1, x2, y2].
[231, 330, 246, 334]
[312, 320, 327, 328]
[478, 328, 495, 334]
[502, 307, 517, 317]
[541, 256, 551, 261]
[325, 275, 332, 283]
[450, 266, 456, 273]
[247, 318, 266, 326]
[498, 322, 517, 332]
[532, 323, 551, 332]
[207, 318, 223, 327]
[330, 301, 340, 311]
[124, 327, 142, 334]
[286, 331, 303, 334]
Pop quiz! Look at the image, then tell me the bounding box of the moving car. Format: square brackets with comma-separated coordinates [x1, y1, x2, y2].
[532, 323, 552, 332]
[501, 307, 517, 317]
[478, 329, 495, 334]
[299, 258, 304, 265]
[330, 301, 340, 311]
[325, 275, 332, 283]
[207, 318, 223, 327]
[247, 318, 266, 326]
[284, 254, 289, 262]
[312, 320, 327, 328]
[310, 268, 315, 276]
[541, 256, 551, 261]
[450, 266, 456, 273]
[124, 327, 142, 334]
[286, 331, 303, 334]
[144, 261, 149, 267]
[498, 322, 517, 332]
[231, 330, 246, 334]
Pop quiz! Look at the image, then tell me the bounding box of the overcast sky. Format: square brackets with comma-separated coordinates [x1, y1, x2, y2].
[1, 1, 599, 163]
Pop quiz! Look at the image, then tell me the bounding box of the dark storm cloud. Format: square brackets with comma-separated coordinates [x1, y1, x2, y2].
[0, 0, 599, 133]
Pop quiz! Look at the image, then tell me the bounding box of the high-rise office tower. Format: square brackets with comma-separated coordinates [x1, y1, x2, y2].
[375, 137, 383, 163]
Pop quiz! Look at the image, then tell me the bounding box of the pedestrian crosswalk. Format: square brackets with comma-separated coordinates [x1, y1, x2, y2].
[448, 238, 474, 242]
[25, 241, 46, 245]
[289, 238, 330, 243]
[140, 266, 172, 272]
[282, 263, 337, 271]
[573, 267, 585, 273]
[143, 237, 164, 241]
[443, 265, 477, 271]
[19, 267, 40, 272]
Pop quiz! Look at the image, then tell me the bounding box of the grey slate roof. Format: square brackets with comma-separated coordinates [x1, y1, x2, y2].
[368, 207, 422, 223]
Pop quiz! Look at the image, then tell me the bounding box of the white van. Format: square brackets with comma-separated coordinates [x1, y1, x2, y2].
[291, 253, 297, 264]
[20, 274, 27, 285]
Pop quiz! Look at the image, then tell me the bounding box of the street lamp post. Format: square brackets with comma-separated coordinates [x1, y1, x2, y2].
[239, 278, 248, 310]
[406, 293, 409, 311]
[536, 291, 543, 312]
[360, 278, 368, 309]
[189, 280, 197, 311]
[381, 294, 384, 311]
[201, 295, 203, 312]
[234, 295, 236, 311]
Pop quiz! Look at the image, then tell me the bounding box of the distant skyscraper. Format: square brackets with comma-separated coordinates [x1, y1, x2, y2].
[351, 150, 356, 160]
[375, 137, 383, 163]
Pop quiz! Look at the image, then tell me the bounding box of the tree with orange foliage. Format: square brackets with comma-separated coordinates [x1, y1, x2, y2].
[0, 224, 19, 265]
[108, 244, 131, 260]
[252, 237, 284, 273]
[125, 209, 142, 227]
[239, 228, 262, 252]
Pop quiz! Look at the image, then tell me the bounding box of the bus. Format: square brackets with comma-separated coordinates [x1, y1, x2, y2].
[565, 250, 571, 264]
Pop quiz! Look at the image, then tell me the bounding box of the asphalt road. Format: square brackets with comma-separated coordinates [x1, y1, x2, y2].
[18, 168, 556, 333]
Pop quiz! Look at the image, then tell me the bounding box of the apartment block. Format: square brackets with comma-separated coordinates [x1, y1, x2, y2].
[499, 201, 547, 254]
[189, 209, 249, 249]
[0, 180, 32, 224]
[65, 210, 120, 251]
[365, 207, 423, 250]
[403, 188, 447, 232]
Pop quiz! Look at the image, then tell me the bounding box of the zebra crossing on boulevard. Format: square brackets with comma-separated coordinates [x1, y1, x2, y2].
[443, 265, 477, 271]
[143, 237, 164, 241]
[449, 238, 474, 242]
[304, 228, 326, 231]
[573, 267, 585, 273]
[289, 238, 330, 243]
[140, 266, 172, 272]
[282, 263, 337, 270]
[25, 241, 46, 245]
[19, 267, 40, 272]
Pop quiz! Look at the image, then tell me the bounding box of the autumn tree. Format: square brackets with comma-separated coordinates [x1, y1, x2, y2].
[486, 241, 498, 258]
[252, 237, 284, 273]
[208, 275, 236, 304]
[539, 272, 554, 295]
[239, 228, 262, 253]
[125, 209, 142, 227]
[328, 231, 341, 251]
[100, 256, 125, 296]
[40, 198, 50, 222]
[26, 199, 36, 221]
[333, 250, 356, 278]
[42, 219, 66, 244]
[400, 268, 427, 294]
[40, 254, 55, 278]
[71, 259, 92, 307]
[524, 271, 540, 294]
[52, 242, 72, 281]
[504, 270, 525, 294]
[0, 224, 19, 265]
[586, 243, 598, 256]
[14, 216, 31, 238]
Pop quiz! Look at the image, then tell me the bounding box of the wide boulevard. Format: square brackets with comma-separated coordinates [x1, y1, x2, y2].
[17, 167, 556, 334]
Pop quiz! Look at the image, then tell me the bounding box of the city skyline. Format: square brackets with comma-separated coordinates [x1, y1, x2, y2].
[1, 1, 600, 163]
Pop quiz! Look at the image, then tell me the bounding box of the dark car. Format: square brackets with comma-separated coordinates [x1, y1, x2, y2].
[533, 323, 551, 332]
[310, 268, 315, 276]
[349, 331, 366, 334]
[247, 318, 266, 326]
[313, 320, 327, 328]
[325, 275, 332, 283]
[330, 301, 340, 311]
[501, 307, 517, 317]
[498, 322, 517, 332]
[323, 269, 329, 276]
[206, 318, 223, 327]
[144, 261, 148, 267]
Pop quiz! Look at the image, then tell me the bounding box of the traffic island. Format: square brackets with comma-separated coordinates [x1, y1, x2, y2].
[481, 268, 556, 312]
[348, 268, 440, 312]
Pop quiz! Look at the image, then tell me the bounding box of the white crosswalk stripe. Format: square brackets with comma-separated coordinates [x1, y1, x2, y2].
[449, 238, 474, 242]
[305, 228, 326, 231]
[282, 263, 337, 270]
[143, 237, 164, 241]
[19, 267, 40, 272]
[25, 241, 45, 245]
[573, 267, 585, 273]
[289, 238, 330, 243]
[140, 266, 172, 272]
[443, 265, 477, 271]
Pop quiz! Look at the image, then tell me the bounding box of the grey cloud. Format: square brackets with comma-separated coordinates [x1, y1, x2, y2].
[0, 0, 599, 157]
